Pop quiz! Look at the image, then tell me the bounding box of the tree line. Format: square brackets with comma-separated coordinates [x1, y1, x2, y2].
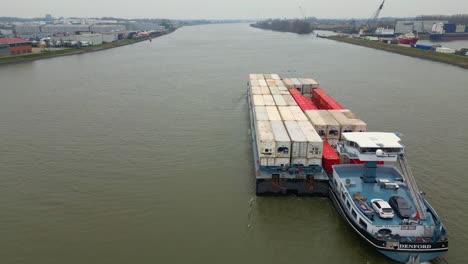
[251, 19, 314, 34]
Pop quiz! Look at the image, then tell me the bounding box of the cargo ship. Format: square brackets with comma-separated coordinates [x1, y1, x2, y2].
[247, 74, 448, 263]
[429, 22, 468, 41]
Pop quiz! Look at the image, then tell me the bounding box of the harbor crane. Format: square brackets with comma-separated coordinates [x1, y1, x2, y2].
[361, 0, 385, 34]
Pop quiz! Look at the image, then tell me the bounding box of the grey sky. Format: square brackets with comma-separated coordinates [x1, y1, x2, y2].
[3, 0, 468, 19]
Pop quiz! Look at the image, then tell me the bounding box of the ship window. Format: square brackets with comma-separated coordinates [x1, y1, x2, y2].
[359, 219, 367, 229]
[265, 149, 269, 152]
[346, 200, 351, 209]
[351, 210, 357, 219]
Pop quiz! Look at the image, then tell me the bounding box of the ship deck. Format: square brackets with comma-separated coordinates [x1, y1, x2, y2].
[333, 164, 435, 226]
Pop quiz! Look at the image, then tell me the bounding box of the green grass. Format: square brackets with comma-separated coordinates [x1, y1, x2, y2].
[327, 36, 468, 69]
[0, 49, 80, 64]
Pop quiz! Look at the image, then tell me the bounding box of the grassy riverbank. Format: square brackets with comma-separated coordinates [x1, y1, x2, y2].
[0, 29, 177, 66]
[326, 36, 468, 69]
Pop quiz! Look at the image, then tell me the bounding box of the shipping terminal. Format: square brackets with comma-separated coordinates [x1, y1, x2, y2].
[246, 74, 448, 264]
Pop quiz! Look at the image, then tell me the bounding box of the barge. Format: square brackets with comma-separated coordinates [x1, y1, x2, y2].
[246, 74, 448, 263]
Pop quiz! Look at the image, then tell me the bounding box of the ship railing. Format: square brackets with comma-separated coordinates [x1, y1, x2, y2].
[397, 154, 426, 220]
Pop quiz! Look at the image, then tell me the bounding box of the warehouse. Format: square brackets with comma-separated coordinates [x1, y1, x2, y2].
[0, 38, 32, 56]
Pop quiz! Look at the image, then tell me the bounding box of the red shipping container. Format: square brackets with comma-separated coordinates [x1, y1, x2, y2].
[290, 88, 318, 110]
[322, 142, 339, 173]
[312, 88, 345, 110]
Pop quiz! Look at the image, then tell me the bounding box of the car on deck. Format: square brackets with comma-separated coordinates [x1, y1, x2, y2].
[371, 198, 395, 219]
[389, 196, 414, 218]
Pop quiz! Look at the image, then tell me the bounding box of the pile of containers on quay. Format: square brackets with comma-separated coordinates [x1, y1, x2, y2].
[246, 74, 448, 263]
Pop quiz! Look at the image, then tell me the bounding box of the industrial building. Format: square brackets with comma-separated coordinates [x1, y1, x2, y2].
[14, 24, 126, 38]
[0, 38, 32, 56]
[395, 20, 448, 34]
[51, 33, 119, 46]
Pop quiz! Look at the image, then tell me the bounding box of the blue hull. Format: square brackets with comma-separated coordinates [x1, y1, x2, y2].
[329, 188, 448, 263]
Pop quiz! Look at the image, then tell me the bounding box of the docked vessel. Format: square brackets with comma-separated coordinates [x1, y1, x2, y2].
[429, 22, 468, 41]
[246, 74, 448, 263]
[395, 33, 419, 45]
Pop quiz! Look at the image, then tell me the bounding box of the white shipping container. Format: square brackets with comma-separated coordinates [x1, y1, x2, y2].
[278, 106, 295, 121]
[258, 79, 268, 86]
[291, 78, 303, 92]
[291, 158, 307, 165]
[282, 78, 295, 89]
[264, 74, 272, 80]
[282, 95, 298, 106]
[272, 95, 287, 106]
[270, 120, 292, 158]
[275, 80, 285, 87]
[252, 95, 265, 106]
[328, 110, 366, 137]
[254, 106, 269, 122]
[299, 78, 312, 95]
[267, 80, 277, 87]
[284, 121, 308, 158]
[250, 79, 259, 86]
[251, 86, 262, 95]
[304, 158, 322, 166]
[274, 158, 290, 166]
[288, 106, 308, 121]
[271, 74, 280, 80]
[256, 74, 265, 80]
[305, 110, 340, 140]
[297, 121, 323, 159]
[277, 86, 288, 91]
[266, 106, 282, 121]
[263, 94, 276, 106]
[249, 74, 257, 80]
[256, 121, 275, 158]
[269, 86, 281, 95]
[435, 47, 455, 54]
[259, 157, 275, 166]
[280, 91, 291, 95]
[261, 86, 271, 95]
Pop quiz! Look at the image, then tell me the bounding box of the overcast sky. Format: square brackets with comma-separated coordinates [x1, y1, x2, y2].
[3, 0, 468, 19]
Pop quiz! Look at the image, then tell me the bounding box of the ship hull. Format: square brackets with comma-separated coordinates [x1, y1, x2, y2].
[429, 33, 468, 41]
[398, 38, 419, 45]
[329, 188, 448, 263]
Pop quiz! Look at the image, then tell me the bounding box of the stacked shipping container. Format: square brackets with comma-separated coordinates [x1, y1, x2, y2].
[312, 88, 345, 110]
[289, 88, 318, 111]
[249, 74, 322, 167]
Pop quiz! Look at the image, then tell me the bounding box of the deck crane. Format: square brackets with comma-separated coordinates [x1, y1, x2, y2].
[361, 0, 385, 35]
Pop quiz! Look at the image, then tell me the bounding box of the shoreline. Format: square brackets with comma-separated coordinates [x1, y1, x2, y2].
[0, 27, 179, 66]
[325, 36, 468, 70]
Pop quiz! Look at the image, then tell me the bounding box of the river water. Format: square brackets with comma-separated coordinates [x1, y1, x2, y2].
[1, 23, 467, 264]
